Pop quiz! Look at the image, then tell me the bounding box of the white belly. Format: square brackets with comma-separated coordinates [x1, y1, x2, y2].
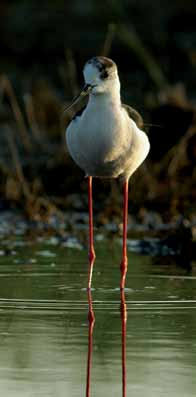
[66, 105, 150, 179]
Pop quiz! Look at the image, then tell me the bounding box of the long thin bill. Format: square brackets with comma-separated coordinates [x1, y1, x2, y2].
[64, 84, 92, 112]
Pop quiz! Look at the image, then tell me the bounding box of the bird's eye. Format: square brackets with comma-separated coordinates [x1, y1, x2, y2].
[101, 70, 109, 79]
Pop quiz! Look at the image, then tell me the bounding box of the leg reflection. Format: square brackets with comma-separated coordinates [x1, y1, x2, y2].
[121, 290, 127, 397]
[86, 290, 95, 397]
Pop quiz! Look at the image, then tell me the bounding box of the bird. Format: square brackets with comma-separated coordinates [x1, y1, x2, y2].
[65, 56, 150, 290]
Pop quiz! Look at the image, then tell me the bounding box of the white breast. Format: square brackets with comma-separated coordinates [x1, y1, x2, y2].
[66, 101, 150, 180]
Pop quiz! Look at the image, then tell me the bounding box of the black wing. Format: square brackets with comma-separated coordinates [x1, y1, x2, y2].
[122, 104, 144, 129]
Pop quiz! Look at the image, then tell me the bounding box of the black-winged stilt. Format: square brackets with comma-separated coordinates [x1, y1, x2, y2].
[65, 56, 150, 289]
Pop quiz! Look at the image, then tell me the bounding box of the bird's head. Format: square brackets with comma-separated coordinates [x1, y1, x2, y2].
[64, 56, 120, 112]
[83, 56, 119, 94]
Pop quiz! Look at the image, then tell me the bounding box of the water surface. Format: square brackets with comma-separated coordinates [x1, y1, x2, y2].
[0, 239, 195, 396]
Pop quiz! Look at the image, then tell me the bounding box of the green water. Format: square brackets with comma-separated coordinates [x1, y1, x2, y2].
[0, 239, 195, 396]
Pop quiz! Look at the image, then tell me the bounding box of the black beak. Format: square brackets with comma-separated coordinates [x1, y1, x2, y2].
[64, 84, 93, 112]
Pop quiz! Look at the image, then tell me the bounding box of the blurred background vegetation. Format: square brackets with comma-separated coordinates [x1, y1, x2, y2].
[0, 0, 195, 227]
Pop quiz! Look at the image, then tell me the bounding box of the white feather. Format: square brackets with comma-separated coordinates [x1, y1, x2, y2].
[66, 60, 150, 180]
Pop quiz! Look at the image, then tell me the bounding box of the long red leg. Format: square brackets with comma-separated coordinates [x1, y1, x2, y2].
[120, 180, 129, 289]
[88, 176, 96, 289]
[121, 290, 127, 397]
[86, 290, 95, 397]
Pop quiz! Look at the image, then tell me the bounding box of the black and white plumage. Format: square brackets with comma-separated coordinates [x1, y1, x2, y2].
[65, 56, 150, 290]
[66, 56, 150, 181]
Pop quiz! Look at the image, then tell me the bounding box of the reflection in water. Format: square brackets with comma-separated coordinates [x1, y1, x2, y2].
[86, 290, 95, 397]
[85, 290, 128, 397]
[121, 290, 127, 397]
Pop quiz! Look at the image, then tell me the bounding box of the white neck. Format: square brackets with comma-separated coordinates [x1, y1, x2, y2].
[88, 78, 121, 108]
